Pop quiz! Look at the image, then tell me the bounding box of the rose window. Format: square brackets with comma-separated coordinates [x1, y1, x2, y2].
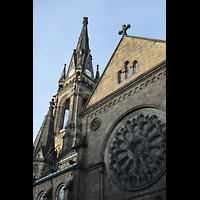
[104, 108, 166, 191]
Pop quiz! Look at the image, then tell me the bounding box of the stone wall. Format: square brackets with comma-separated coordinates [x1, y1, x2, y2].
[87, 36, 166, 107]
[33, 170, 74, 200]
[78, 60, 166, 200]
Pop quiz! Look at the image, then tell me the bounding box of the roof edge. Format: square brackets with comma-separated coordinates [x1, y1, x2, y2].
[33, 163, 77, 186]
[126, 35, 166, 42]
[83, 35, 125, 109]
[80, 60, 166, 116]
[83, 35, 165, 109]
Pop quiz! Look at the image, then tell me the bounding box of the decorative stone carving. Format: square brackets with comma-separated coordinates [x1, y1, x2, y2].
[90, 118, 101, 132]
[104, 108, 166, 191]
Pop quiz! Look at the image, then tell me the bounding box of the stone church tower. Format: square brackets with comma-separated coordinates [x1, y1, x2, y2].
[33, 17, 166, 200]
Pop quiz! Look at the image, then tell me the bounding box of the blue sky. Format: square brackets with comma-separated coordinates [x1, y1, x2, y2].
[33, 0, 166, 142]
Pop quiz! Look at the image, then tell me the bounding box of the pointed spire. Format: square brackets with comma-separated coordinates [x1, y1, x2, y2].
[95, 65, 100, 82]
[59, 64, 66, 82]
[76, 17, 89, 55]
[65, 17, 95, 80]
[33, 98, 55, 159]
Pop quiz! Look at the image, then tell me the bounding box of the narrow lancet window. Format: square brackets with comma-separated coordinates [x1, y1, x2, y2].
[118, 71, 124, 83]
[57, 185, 65, 200]
[133, 60, 139, 74]
[62, 98, 70, 129]
[63, 109, 69, 128]
[125, 61, 131, 78]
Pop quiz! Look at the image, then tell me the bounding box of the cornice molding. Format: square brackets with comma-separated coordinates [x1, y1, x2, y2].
[79, 60, 166, 118]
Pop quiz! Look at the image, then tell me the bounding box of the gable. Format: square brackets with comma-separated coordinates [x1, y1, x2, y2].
[34, 145, 44, 159]
[66, 53, 76, 79]
[86, 36, 166, 107]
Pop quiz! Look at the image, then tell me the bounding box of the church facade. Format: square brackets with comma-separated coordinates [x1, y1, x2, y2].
[33, 17, 166, 200]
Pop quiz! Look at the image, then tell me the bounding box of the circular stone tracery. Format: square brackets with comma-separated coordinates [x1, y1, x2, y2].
[128, 138, 146, 158]
[104, 108, 166, 191]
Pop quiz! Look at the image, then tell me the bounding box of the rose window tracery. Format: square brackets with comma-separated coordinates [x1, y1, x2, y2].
[104, 108, 166, 191]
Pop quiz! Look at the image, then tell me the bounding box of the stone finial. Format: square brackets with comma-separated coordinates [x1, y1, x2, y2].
[95, 65, 100, 81]
[83, 17, 88, 25]
[49, 98, 55, 107]
[118, 24, 131, 36]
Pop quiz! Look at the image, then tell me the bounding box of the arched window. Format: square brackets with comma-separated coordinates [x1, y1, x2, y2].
[56, 185, 65, 200]
[133, 60, 139, 74]
[125, 61, 131, 78]
[118, 71, 124, 83]
[63, 109, 69, 128]
[62, 98, 70, 129]
[38, 192, 45, 200]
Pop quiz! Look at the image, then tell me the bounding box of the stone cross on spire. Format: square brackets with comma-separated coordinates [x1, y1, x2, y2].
[118, 24, 131, 36]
